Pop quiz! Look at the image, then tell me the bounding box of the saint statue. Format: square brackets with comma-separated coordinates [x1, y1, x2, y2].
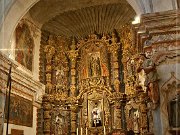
[92, 103, 102, 127]
[137, 53, 160, 109]
[89, 54, 101, 77]
[133, 110, 140, 134]
[55, 115, 63, 135]
[55, 67, 66, 93]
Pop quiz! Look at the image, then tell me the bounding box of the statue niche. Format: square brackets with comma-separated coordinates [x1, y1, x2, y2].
[77, 35, 110, 81]
[79, 89, 111, 135]
[168, 94, 180, 129]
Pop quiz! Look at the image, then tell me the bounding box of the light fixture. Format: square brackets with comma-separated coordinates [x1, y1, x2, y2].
[132, 16, 140, 24]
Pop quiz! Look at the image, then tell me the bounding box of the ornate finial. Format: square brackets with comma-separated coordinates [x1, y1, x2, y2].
[70, 37, 76, 50]
[102, 34, 106, 40]
[112, 31, 117, 43]
[48, 35, 54, 45]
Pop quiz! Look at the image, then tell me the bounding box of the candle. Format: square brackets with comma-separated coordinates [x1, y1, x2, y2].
[86, 127, 88, 135]
[104, 126, 106, 135]
[81, 127, 83, 135]
[77, 128, 78, 135]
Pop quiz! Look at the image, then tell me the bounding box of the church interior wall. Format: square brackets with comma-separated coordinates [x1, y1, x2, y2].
[0, 32, 45, 134]
[151, 0, 175, 12]
[0, 12, 44, 134]
[0, 0, 39, 58]
[0, 0, 180, 135]
[6, 12, 42, 81]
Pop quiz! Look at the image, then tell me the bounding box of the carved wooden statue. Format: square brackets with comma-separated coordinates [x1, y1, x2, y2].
[137, 53, 160, 109]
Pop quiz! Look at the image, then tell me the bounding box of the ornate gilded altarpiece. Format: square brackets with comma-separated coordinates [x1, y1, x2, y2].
[40, 24, 157, 135]
[41, 30, 130, 135]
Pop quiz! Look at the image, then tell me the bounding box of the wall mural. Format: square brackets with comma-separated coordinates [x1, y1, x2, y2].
[15, 23, 34, 71]
[5, 93, 33, 127]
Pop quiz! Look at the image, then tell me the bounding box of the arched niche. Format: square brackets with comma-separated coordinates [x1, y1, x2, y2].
[161, 72, 180, 135]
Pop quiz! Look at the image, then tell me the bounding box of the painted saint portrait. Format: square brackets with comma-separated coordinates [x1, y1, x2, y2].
[15, 23, 34, 71]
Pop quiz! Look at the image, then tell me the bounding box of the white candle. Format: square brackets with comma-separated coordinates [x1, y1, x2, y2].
[86, 127, 88, 135]
[77, 128, 78, 135]
[104, 126, 106, 135]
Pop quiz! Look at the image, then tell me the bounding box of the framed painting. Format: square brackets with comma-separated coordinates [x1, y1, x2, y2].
[5, 93, 33, 127]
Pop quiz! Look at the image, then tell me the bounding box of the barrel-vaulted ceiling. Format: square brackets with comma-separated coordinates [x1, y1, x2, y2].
[29, 0, 136, 38]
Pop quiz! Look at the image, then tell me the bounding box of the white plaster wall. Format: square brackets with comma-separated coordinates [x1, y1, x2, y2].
[152, 0, 174, 13]
[0, 0, 14, 26]
[3, 106, 37, 135]
[33, 29, 41, 81]
[126, 0, 144, 16]
[157, 63, 180, 89]
[126, 0, 176, 24]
